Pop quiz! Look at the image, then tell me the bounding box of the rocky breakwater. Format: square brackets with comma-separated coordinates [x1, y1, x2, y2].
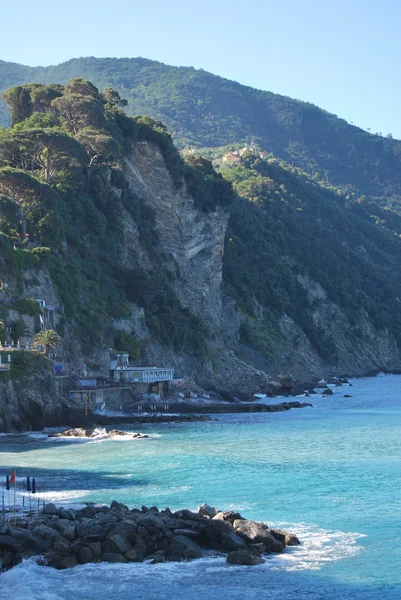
[0, 502, 300, 570]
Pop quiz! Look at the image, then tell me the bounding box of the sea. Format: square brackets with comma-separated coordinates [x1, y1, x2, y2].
[0, 374, 400, 600]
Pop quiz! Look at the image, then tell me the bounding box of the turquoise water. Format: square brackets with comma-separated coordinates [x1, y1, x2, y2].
[0, 375, 400, 599]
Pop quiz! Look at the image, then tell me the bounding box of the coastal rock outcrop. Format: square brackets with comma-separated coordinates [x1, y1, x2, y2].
[48, 428, 149, 440]
[0, 502, 300, 570]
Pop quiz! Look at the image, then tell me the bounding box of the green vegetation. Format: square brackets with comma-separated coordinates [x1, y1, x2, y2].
[1, 57, 401, 208]
[11, 298, 42, 316]
[0, 350, 49, 379]
[0, 79, 229, 356]
[33, 329, 61, 354]
[113, 330, 140, 361]
[220, 151, 401, 360]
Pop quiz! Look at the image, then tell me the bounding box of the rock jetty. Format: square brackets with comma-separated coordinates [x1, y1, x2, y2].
[0, 502, 300, 570]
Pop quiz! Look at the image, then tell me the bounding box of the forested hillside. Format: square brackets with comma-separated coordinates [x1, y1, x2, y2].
[217, 149, 401, 363]
[0, 80, 232, 357]
[1, 57, 401, 207]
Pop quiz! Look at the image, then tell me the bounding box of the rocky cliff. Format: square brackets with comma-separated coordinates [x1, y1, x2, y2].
[119, 141, 401, 392]
[3, 137, 401, 421]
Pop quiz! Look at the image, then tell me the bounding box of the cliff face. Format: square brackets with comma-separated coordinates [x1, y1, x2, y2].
[0, 365, 68, 432]
[123, 143, 228, 331]
[121, 142, 401, 391]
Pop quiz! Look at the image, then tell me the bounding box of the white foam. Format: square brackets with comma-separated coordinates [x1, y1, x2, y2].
[266, 521, 365, 571]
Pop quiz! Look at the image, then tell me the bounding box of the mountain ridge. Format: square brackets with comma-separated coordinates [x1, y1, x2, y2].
[1, 57, 401, 207]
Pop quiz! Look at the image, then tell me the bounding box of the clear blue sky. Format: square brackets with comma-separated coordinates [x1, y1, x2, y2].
[3, 0, 401, 138]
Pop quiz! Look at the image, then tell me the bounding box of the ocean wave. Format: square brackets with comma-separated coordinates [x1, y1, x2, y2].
[266, 521, 365, 571]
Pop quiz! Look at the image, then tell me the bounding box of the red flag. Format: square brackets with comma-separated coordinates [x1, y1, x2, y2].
[9, 470, 15, 485]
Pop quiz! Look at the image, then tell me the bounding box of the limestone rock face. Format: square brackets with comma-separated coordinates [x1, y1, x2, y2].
[123, 144, 228, 331]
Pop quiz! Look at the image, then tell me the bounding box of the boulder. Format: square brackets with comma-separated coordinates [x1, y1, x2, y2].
[197, 503, 219, 519]
[136, 513, 165, 530]
[167, 535, 201, 561]
[0, 535, 25, 553]
[53, 519, 77, 541]
[220, 532, 249, 552]
[43, 503, 59, 515]
[47, 553, 78, 569]
[220, 511, 243, 525]
[233, 520, 270, 544]
[124, 549, 140, 562]
[248, 543, 265, 555]
[270, 529, 300, 546]
[52, 537, 72, 555]
[105, 533, 131, 554]
[78, 546, 94, 564]
[75, 521, 102, 539]
[149, 549, 166, 564]
[102, 552, 127, 563]
[110, 500, 129, 513]
[321, 388, 333, 395]
[173, 529, 202, 541]
[32, 524, 59, 543]
[226, 550, 265, 565]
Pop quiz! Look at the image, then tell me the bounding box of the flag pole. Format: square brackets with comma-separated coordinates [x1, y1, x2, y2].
[13, 469, 16, 526]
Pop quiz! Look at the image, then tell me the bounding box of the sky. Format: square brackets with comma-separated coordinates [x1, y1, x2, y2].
[2, 0, 401, 138]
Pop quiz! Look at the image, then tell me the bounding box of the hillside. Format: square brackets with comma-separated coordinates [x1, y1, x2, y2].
[216, 148, 401, 373]
[1, 79, 401, 406]
[1, 57, 401, 207]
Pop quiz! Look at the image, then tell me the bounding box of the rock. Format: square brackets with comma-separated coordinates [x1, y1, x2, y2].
[307, 389, 317, 394]
[134, 534, 148, 555]
[75, 521, 102, 539]
[197, 503, 219, 519]
[4, 527, 48, 552]
[105, 533, 131, 554]
[220, 532, 249, 552]
[248, 543, 265, 555]
[108, 429, 129, 437]
[0, 535, 25, 553]
[233, 520, 270, 544]
[78, 546, 94, 564]
[270, 529, 300, 546]
[52, 537, 72, 555]
[47, 554, 78, 569]
[110, 500, 129, 513]
[226, 550, 265, 565]
[209, 517, 233, 533]
[32, 524, 59, 543]
[124, 549, 140, 562]
[136, 513, 165, 530]
[149, 549, 166, 564]
[173, 529, 202, 541]
[321, 388, 333, 395]
[102, 552, 127, 563]
[43, 503, 59, 515]
[168, 535, 201, 561]
[344, 394, 352, 398]
[2, 552, 15, 567]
